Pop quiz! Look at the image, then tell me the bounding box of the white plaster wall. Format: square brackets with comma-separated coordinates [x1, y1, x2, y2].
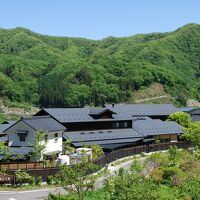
[5, 121, 35, 147]
[44, 131, 63, 154]
[5, 121, 63, 155]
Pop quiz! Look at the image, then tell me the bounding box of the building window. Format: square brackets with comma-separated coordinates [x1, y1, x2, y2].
[18, 132, 27, 141]
[116, 122, 120, 128]
[124, 122, 128, 128]
[112, 122, 116, 128]
[54, 133, 58, 142]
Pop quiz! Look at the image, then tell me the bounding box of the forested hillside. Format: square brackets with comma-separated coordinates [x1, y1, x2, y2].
[0, 23, 199, 107]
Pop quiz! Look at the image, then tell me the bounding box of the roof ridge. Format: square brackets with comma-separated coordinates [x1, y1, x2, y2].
[22, 115, 51, 120]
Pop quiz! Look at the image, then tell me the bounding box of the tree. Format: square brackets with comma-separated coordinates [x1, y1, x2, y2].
[0, 141, 12, 162]
[168, 145, 181, 166]
[90, 144, 104, 160]
[30, 130, 47, 161]
[55, 162, 99, 200]
[104, 169, 157, 200]
[183, 122, 200, 149]
[167, 112, 191, 127]
[63, 139, 75, 155]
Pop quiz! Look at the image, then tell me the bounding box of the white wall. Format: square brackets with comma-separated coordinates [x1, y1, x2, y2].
[5, 121, 63, 155]
[44, 131, 63, 155]
[5, 121, 35, 147]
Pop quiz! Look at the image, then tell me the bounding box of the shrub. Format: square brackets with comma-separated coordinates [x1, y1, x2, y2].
[149, 168, 164, 184]
[35, 176, 42, 186]
[15, 169, 34, 185]
[162, 166, 186, 186]
[47, 175, 55, 185]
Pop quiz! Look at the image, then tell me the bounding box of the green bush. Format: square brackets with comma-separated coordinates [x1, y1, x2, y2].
[35, 176, 42, 186]
[47, 175, 55, 185]
[15, 169, 34, 185]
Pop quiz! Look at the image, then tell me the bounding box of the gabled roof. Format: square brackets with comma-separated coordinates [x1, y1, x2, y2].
[89, 108, 116, 116]
[106, 104, 179, 117]
[35, 107, 116, 123]
[35, 104, 179, 123]
[5, 116, 66, 133]
[133, 118, 183, 136]
[1, 120, 17, 125]
[0, 124, 12, 134]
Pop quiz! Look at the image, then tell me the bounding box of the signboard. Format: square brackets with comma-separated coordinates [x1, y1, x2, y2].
[0, 175, 15, 184]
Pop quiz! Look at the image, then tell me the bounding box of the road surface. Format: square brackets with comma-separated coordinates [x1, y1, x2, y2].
[0, 188, 66, 200]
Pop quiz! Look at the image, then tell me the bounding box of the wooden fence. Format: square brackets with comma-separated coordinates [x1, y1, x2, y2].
[8, 167, 59, 182]
[93, 141, 193, 167]
[0, 141, 193, 182]
[0, 161, 44, 171]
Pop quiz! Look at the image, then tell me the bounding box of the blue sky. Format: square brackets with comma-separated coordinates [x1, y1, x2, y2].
[0, 0, 200, 39]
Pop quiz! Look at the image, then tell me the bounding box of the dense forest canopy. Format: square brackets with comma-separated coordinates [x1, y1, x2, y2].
[0, 23, 200, 107]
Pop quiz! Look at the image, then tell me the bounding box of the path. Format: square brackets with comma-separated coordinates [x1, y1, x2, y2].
[134, 95, 170, 103]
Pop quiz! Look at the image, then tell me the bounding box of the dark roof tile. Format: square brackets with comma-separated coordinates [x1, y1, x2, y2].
[22, 115, 66, 132]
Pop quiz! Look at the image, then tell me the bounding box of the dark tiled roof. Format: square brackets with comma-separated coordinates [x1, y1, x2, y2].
[63, 128, 143, 142]
[106, 104, 179, 117]
[42, 108, 93, 123]
[89, 108, 116, 115]
[22, 115, 66, 132]
[0, 124, 12, 134]
[37, 104, 179, 123]
[133, 118, 183, 136]
[191, 115, 200, 121]
[1, 120, 17, 125]
[0, 135, 8, 142]
[10, 147, 32, 155]
[179, 108, 194, 112]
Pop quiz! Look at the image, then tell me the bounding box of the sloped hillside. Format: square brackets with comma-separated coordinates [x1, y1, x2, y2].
[0, 23, 199, 107]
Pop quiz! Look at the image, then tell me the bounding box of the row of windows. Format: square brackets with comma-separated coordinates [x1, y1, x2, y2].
[112, 121, 128, 129]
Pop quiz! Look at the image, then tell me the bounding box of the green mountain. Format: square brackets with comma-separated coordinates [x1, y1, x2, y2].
[0, 23, 199, 107]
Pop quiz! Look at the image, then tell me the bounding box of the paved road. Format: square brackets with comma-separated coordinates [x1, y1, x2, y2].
[0, 156, 152, 200]
[0, 188, 66, 200]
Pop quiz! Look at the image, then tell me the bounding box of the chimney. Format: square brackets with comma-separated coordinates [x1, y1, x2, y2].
[112, 103, 114, 108]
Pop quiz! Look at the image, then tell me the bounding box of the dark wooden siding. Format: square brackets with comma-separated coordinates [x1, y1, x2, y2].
[63, 120, 132, 131]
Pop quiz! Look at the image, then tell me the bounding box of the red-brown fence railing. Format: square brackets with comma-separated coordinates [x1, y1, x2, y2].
[0, 162, 44, 171]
